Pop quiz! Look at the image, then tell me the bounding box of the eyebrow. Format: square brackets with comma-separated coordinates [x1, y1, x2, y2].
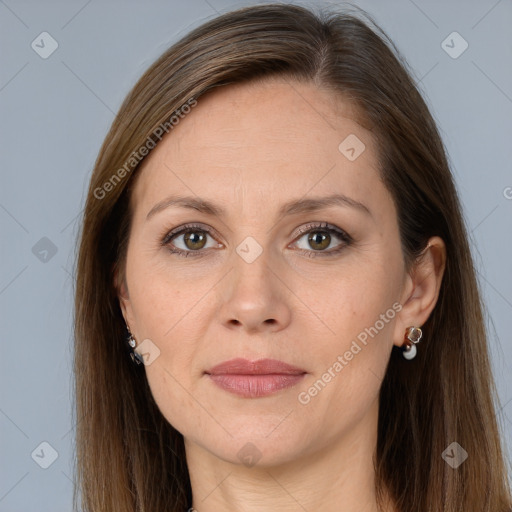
[146, 193, 372, 221]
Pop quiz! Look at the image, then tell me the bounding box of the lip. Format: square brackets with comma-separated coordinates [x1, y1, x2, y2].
[207, 358, 306, 375]
[205, 358, 306, 398]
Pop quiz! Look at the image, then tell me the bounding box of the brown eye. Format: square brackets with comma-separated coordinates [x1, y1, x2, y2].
[183, 231, 207, 250]
[162, 224, 221, 257]
[291, 223, 352, 257]
[307, 231, 331, 251]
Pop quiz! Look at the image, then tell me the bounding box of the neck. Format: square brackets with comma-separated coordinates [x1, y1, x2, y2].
[184, 400, 394, 512]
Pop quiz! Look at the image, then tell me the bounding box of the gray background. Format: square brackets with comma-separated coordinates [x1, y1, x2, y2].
[1, 0, 511, 510]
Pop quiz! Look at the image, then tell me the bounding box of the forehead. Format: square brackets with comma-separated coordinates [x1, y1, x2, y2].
[130, 79, 384, 217]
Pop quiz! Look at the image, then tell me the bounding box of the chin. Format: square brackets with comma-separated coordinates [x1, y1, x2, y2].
[185, 421, 310, 468]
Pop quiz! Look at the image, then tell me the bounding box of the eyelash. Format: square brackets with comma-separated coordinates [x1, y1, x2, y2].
[160, 222, 353, 259]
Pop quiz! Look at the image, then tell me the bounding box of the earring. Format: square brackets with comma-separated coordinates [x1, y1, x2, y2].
[401, 326, 423, 360]
[126, 325, 143, 365]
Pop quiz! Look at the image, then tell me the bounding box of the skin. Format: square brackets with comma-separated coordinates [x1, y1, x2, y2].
[118, 78, 446, 512]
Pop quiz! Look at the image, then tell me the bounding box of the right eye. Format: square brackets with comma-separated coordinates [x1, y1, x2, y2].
[161, 224, 222, 257]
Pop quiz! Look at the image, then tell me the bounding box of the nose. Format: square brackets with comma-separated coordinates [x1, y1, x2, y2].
[218, 247, 292, 335]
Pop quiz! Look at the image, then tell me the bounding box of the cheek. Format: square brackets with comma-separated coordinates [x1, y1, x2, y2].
[297, 262, 400, 411]
[128, 253, 211, 341]
[127, 269, 207, 431]
[296, 256, 400, 339]
[144, 363, 203, 437]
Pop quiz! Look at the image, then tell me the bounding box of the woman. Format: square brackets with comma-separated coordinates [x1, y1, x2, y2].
[73, 3, 512, 511]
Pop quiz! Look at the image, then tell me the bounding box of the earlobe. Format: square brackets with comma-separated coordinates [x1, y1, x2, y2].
[118, 293, 130, 323]
[114, 269, 135, 332]
[393, 236, 446, 347]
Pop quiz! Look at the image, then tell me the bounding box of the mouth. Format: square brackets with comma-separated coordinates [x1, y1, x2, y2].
[205, 358, 307, 398]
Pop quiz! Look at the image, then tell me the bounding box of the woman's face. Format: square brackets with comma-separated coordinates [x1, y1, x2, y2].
[119, 79, 414, 467]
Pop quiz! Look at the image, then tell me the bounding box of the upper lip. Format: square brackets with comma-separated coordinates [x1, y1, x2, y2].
[206, 358, 306, 375]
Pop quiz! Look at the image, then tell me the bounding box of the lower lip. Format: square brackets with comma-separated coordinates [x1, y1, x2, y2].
[207, 373, 306, 398]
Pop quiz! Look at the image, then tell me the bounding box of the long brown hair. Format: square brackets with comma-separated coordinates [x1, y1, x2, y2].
[73, 4, 511, 511]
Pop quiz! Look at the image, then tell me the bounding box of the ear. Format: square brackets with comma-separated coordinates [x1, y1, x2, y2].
[113, 267, 137, 335]
[392, 236, 446, 347]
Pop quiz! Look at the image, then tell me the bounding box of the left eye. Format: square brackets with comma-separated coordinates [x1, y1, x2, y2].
[291, 225, 350, 253]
